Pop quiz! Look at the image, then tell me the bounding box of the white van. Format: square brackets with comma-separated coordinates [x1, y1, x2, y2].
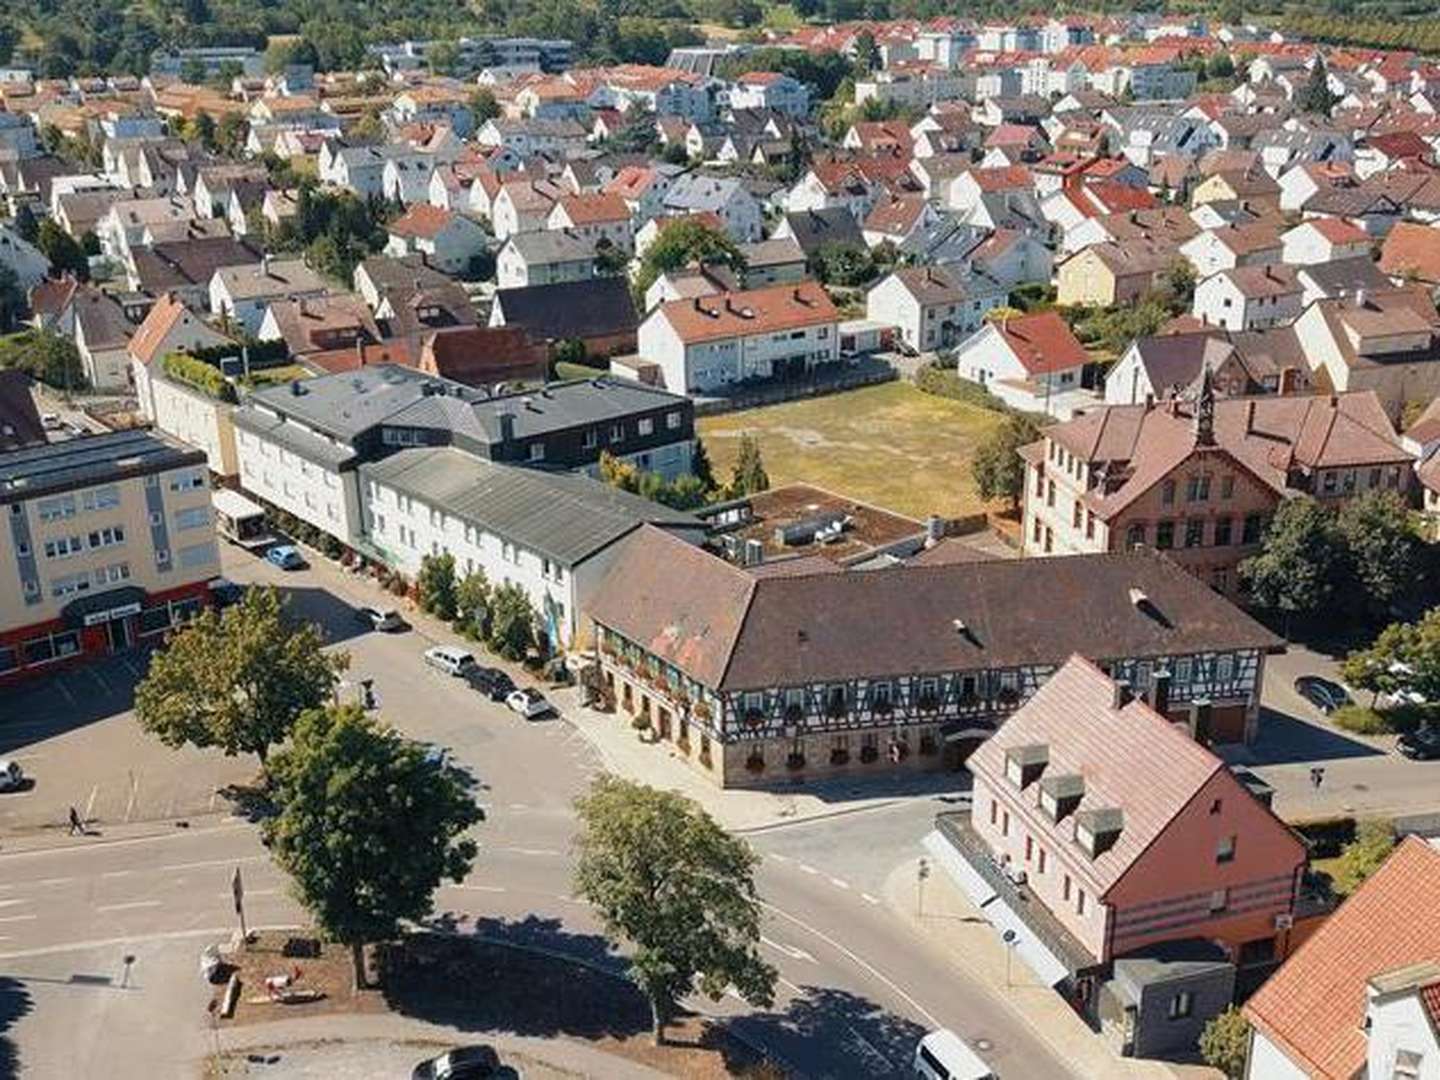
[423, 645, 477, 677]
[914, 1029, 994, 1080]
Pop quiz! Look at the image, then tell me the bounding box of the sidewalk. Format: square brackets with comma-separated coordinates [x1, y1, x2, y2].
[213, 1013, 669, 1079]
[0, 809, 245, 855]
[553, 686, 967, 833]
[883, 859, 1221, 1080]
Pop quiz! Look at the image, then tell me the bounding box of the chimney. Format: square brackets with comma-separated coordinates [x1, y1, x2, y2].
[497, 411, 515, 443]
[261, 252, 272, 277]
[1191, 698, 1214, 746]
[926, 514, 944, 543]
[1149, 668, 1171, 715]
[692, 297, 702, 312]
[1355, 287, 1367, 308]
[1245, 399, 1255, 434]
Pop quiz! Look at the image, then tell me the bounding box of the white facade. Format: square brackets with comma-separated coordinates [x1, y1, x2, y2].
[1193, 271, 1303, 332]
[637, 309, 840, 395]
[865, 273, 1005, 352]
[132, 362, 241, 478]
[235, 418, 363, 546]
[728, 75, 810, 117]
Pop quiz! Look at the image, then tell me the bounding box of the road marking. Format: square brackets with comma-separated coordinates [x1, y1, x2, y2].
[861, 893, 880, 905]
[830, 877, 851, 890]
[759, 900, 941, 1029]
[95, 901, 162, 913]
[499, 847, 561, 857]
[507, 803, 530, 811]
[159, 855, 267, 874]
[767, 853, 790, 863]
[447, 884, 506, 893]
[759, 935, 816, 963]
[0, 900, 29, 909]
[0, 915, 36, 923]
[101, 870, 134, 879]
[35, 878, 73, 887]
[799, 863, 819, 875]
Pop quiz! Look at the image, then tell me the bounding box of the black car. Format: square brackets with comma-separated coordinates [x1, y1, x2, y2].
[1398, 727, 1440, 761]
[1294, 675, 1351, 715]
[411, 1045, 500, 1080]
[464, 666, 516, 701]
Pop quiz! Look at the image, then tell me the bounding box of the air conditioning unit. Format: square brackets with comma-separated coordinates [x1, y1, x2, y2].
[1274, 912, 1294, 931]
[1005, 866, 1028, 887]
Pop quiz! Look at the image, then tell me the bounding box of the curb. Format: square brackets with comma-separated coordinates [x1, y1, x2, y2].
[0, 812, 247, 857]
[732, 797, 905, 835]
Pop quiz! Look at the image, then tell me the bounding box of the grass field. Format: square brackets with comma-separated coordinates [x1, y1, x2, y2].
[697, 381, 1007, 520]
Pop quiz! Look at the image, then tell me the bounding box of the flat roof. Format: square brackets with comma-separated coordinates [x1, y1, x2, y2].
[0, 429, 204, 505]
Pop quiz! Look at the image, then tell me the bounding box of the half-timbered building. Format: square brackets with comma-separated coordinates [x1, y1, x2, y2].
[584, 526, 1283, 789]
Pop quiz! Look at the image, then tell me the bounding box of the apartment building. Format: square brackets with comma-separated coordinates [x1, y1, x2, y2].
[0, 430, 220, 684]
[637, 281, 840, 395]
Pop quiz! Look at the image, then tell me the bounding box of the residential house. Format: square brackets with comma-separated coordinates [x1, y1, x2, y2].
[1057, 241, 1177, 306]
[1104, 332, 1289, 406]
[954, 311, 1097, 418]
[866, 267, 1006, 354]
[1180, 224, 1283, 279]
[128, 236, 262, 309]
[661, 174, 763, 242]
[71, 285, 136, 391]
[1280, 217, 1372, 266]
[584, 526, 1283, 790]
[0, 226, 50, 291]
[1296, 257, 1393, 306]
[1021, 378, 1411, 596]
[773, 207, 867, 262]
[491, 177, 564, 241]
[209, 256, 328, 336]
[1378, 221, 1440, 291]
[383, 204, 490, 275]
[637, 280, 840, 395]
[728, 72, 809, 117]
[257, 293, 382, 365]
[1244, 838, 1440, 1080]
[488, 277, 640, 360]
[476, 117, 587, 159]
[546, 192, 633, 252]
[353, 254, 453, 311]
[411, 325, 548, 387]
[1193, 266, 1303, 332]
[1291, 287, 1440, 415]
[496, 230, 596, 289]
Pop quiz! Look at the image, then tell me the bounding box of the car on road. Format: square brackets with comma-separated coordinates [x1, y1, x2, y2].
[424, 645, 477, 677]
[1398, 727, 1440, 761]
[914, 1029, 994, 1080]
[506, 687, 552, 719]
[1294, 675, 1351, 715]
[464, 666, 515, 701]
[0, 760, 24, 792]
[354, 606, 406, 633]
[412, 1045, 500, 1080]
[264, 544, 306, 570]
[208, 578, 247, 609]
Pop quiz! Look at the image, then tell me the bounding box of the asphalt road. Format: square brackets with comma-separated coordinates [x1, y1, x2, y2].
[0, 544, 1076, 1079]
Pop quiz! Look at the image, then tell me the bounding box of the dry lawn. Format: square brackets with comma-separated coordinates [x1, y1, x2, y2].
[698, 382, 1006, 520]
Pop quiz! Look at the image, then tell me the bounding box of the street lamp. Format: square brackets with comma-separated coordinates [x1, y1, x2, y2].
[916, 856, 930, 916]
[1002, 928, 1018, 988]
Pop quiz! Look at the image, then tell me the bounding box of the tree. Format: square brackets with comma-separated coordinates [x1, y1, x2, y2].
[12, 203, 38, 244]
[1238, 497, 1343, 626]
[691, 437, 716, 492]
[216, 111, 249, 156]
[972, 413, 1041, 509]
[1199, 1006, 1250, 1079]
[469, 87, 500, 124]
[1340, 620, 1413, 706]
[573, 776, 776, 1045]
[0, 264, 24, 333]
[263, 705, 482, 985]
[427, 39, 460, 76]
[1335, 490, 1420, 619]
[632, 218, 746, 299]
[0, 330, 85, 389]
[35, 219, 89, 280]
[729, 433, 769, 496]
[135, 587, 347, 771]
[181, 56, 207, 85]
[657, 473, 709, 510]
[487, 581, 537, 661]
[1334, 819, 1395, 896]
[417, 553, 458, 621]
[852, 29, 880, 74]
[809, 241, 875, 286]
[455, 570, 491, 639]
[1299, 58, 1338, 117]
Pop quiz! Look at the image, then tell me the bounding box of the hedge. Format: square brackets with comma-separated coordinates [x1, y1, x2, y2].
[189, 338, 291, 369]
[162, 352, 237, 403]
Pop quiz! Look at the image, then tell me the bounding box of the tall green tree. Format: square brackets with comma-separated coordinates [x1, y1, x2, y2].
[416, 553, 458, 621]
[852, 29, 880, 74]
[1334, 819, 1395, 896]
[0, 264, 24, 333]
[1238, 497, 1343, 626]
[487, 581, 537, 661]
[1335, 490, 1420, 619]
[1299, 58, 1338, 116]
[135, 587, 347, 770]
[729, 433, 769, 496]
[469, 87, 500, 124]
[632, 219, 746, 299]
[455, 569, 491, 639]
[35, 219, 89, 281]
[1199, 1006, 1250, 1079]
[691, 436, 716, 492]
[573, 777, 776, 1045]
[972, 413, 1041, 510]
[264, 705, 482, 984]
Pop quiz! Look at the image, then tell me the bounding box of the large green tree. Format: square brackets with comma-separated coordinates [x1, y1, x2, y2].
[728, 433, 769, 497]
[1334, 819, 1395, 896]
[1342, 606, 1440, 705]
[1238, 497, 1343, 625]
[573, 777, 776, 1044]
[1299, 58, 1338, 116]
[264, 706, 482, 984]
[1335, 490, 1420, 619]
[972, 413, 1041, 510]
[35, 219, 88, 281]
[416, 553, 458, 622]
[487, 581, 537, 661]
[632, 219, 745, 299]
[135, 587, 346, 770]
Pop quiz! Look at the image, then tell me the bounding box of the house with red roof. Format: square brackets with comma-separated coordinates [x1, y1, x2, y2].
[1280, 217, 1373, 266]
[954, 311, 1097, 419]
[927, 655, 1311, 1057]
[1245, 837, 1440, 1080]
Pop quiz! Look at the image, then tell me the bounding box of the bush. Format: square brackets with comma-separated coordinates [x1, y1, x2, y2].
[1199, 1006, 1250, 1079]
[163, 352, 237, 403]
[1334, 819, 1395, 897]
[0, 330, 87, 390]
[1332, 704, 1422, 735]
[913, 363, 1009, 412]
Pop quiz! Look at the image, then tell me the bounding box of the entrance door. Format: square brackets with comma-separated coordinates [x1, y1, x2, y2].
[106, 617, 131, 652]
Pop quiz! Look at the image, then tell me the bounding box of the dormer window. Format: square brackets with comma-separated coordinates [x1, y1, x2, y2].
[1040, 773, 1085, 822]
[1074, 807, 1123, 858]
[1005, 744, 1049, 789]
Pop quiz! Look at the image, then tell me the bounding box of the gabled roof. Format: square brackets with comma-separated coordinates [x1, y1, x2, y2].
[72, 285, 133, 351]
[1378, 221, 1440, 283]
[128, 292, 231, 365]
[1245, 838, 1440, 1080]
[555, 192, 629, 225]
[991, 311, 1089, 375]
[780, 207, 865, 256]
[493, 277, 638, 341]
[387, 203, 461, 240]
[656, 280, 837, 344]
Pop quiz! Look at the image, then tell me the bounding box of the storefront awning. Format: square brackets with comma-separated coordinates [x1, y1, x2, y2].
[61, 586, 147, 629]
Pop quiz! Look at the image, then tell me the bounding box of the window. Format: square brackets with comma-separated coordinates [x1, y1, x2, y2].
[1186, 474, 1211, 502]
[1156, 520, 1174, 549]
[1038, 848, 1047, 874]
[1077, 889, 1086, 916]
[38, 495, 77, 521]
[1216, 835, 1236, 863]
[1072, 501, 1081, 528]
[155, 549, 170, 566]
[1126, 523, 1145, 548]
[173, 506, 208, 531]
[88, 526, 126, 549]
[1161, 480, 1176, 505]
[1214, 517, 1233, 546]
[528, 443, 545, 462]
[1001, 810, 1010, 837]
[1046, 480, 1055, 508]
[1216, 654, 1235, 681]
[1209, 888, 1228, 913]
[1242, 513, 1263, 544]
[1168, 991, 1193, 1020]
[50, 570, 92, 598]
[1175, 657, 1193, 683]
[1063, 874, 1072, 901]
[638, 418, 653, 436]
[666, 411, 682, 430]
[1025, 835, 1033, 861]
[583, 429, 598, 449]
[1210, 798, 1223, 815]
[81, 486, 120, 512]
[43, 535, 83, 559]
[15, 540, 28, 557]
[990, 799, 998, 825]
[609, 423, 624, 443]
[168, 469, 206, 492]
[1185, 518, 1204, 548]
[94, 563, 130, 585]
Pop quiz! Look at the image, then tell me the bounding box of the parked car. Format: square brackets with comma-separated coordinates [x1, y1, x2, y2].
[354, 606, 406, 633]
[264, 544, 306, 570]
[208, 578, 246, 608]
[915, 1029, 994, 1080]
[0, 760, 23, 792]
[464, 666, 515, 701]
[424, 645, 477, 677]
[40, 413, 60, 430]
[506, 687, 552, 719]
[411, 1045, 500, 1080]
[1398, 727, 1440, 761]
[1294, 675, 1351, 715]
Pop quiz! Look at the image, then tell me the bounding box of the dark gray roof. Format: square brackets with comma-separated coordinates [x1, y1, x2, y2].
[0, 429, 204, 504]
[234, 364, 468, 444]
[0, 371, 44, 451]
[503, 230, 596, 264]
[781, 207, 864, 256]
[492, 277, 638, 340]
[360, 447, 699, 565]
[356, 254, 454, 296]
[1297, 255, 1391, 298]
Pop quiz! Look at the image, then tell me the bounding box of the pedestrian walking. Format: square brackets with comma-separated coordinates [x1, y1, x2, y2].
[68, 806, 83, 835]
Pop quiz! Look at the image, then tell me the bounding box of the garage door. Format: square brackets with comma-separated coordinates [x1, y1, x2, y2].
[1209, 705, 1248, 744]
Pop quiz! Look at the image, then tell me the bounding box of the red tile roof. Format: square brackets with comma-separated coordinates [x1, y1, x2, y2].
[1378, 221, 1440, 283]
[388, 204, 458, 240]
[993, 311, 1089, 375]
[555, 192, 629, 225]
[657, 280, 837, 344]
[1246, 838, 1440, 1080]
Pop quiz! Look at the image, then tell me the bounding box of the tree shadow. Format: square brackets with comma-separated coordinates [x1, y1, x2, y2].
[0, 976, 34, 1079]
[382, 918, 647, 1042]
[734, 984, 928, 1077]
[0, 654, 141, 754]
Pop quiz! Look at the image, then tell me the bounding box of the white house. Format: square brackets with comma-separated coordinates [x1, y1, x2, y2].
[210, 257, 328, 336]
[1193, 265, 1303, 332]
[496, 230, 597, 289]
[383, 204, 490, 275]
[661, 174, 763, 242]
[1280, 217, 1373, 265]
[728, 72, 810, 117]
[491, 178, 564, 241]
[546, 193, 633, 252]
[636, 280, 841, 394]
[953, 310, 1097, 418]
[1179, 224, 1283, 278]
[865, 266, 1006, 353]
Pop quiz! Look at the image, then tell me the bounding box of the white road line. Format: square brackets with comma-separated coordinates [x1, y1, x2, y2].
[159, 855, 267, 874]
[799, 863, 819, 875]
[0, 900, 29, 909]
[507, 803, 530, 811]
[101, 870, 134, 879]
[861, 893, 880, 905]
[446, 884, 506, 893]
[0, 915, 36, 923]
[94, 900, 162, 913]
[830, 878, 851, 890]
[35, 878, 74, 887]
[500, 847, 561, 857]
[759, 935, 816, 963]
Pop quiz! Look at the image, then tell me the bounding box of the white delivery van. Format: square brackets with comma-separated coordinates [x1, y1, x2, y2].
[914, 1029, 994, 1080]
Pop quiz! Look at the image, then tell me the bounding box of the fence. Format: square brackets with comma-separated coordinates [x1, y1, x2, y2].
[695, 359, 897, 416]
